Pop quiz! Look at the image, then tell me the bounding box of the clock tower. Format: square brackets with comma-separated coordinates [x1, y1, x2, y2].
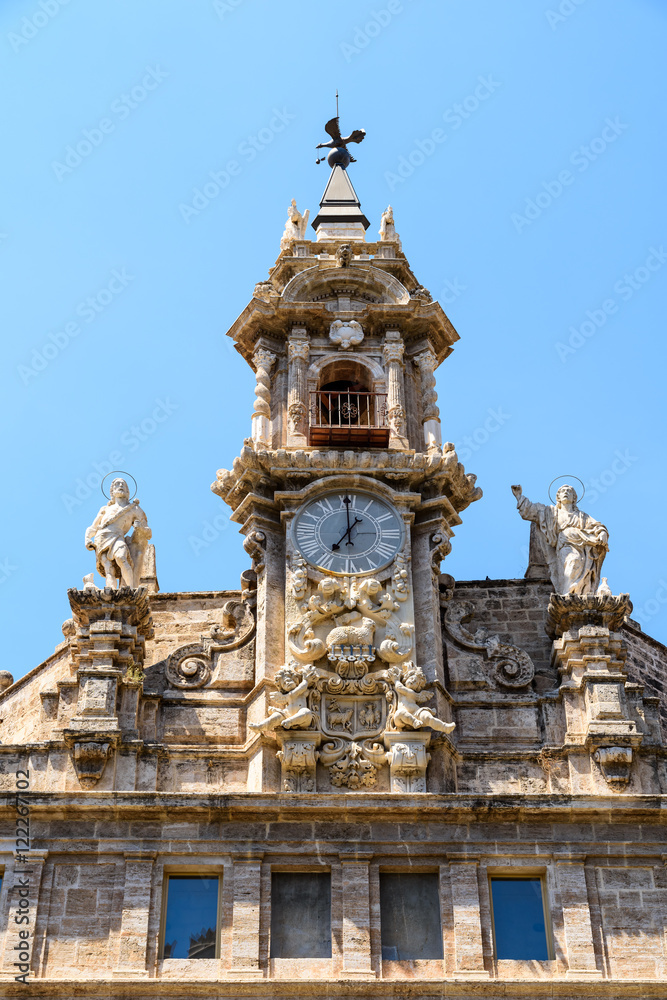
[212, 119, 482, 793]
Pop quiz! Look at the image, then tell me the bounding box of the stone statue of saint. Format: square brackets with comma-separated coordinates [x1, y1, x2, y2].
[379, 205, 399, 243]
[511, 483, 609, 595]
[280, 199, 309, 249]
[85, 478, 152, 589]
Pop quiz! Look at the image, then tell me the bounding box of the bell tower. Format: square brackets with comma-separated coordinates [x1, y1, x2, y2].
[212, 116, 482, 793]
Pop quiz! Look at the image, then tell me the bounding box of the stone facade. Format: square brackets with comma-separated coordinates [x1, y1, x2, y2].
[1, 161, 666, 997]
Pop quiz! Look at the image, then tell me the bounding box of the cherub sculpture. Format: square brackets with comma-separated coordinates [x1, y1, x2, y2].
[392, 664, 455, 733]
[248, 664, 316, 733]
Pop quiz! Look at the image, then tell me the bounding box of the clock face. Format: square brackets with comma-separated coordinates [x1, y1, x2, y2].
[293, 491, 404, 575]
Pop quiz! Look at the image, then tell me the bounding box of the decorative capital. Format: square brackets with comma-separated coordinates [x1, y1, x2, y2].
[546, 593, 632, 639]
[413, 348, 437, 372]
[288, 340, 310, 362]
[252, 348, 276, 372]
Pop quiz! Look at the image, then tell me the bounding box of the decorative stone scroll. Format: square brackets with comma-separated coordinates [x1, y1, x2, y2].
[165, 599, 255, 690]
[166, 645, 212, 689]
[254, 576, 454, 791]
[444, 601, 535, 688]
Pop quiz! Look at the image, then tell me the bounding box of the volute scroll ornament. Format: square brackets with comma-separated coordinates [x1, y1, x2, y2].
[208, 599, 256, 650]
[444, 600, 536, 689]
[166, 644, 212, 689]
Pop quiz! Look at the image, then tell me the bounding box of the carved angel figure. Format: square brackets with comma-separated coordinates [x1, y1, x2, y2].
[249, 664, 316, 733]
[392, 665, 455, 733]
[85, 478, 151, 589]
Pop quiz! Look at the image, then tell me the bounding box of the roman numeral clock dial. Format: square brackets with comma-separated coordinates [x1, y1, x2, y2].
[293, 491, 404, 575]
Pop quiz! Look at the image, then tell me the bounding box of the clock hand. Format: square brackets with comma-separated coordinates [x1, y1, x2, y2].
[331, 517, 362, 551]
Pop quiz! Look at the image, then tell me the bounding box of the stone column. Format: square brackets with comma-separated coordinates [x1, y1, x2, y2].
[0, 851, 48, 979]
[411, 513, 451, 688]
[340, 856, 374, 978]
[287, 329, 309, 447]
[555, 857, 601, 978]
[229, 856, 264, 976]
[382, 331, 409, 450]
[251, 348, 276, 446]
[113, 852, 156, 978]
[448, 858, 488, 979]
[414, 348, 442, 451]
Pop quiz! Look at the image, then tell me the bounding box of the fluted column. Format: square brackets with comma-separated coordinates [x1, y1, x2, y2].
[414, 348, 442, 451]
[287, 328, 309, 446]
[382, 330, 409, 450]
[251, 348, 276, 446]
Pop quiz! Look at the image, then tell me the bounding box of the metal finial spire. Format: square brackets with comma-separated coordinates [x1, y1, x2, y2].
[315, 102, 365, 167]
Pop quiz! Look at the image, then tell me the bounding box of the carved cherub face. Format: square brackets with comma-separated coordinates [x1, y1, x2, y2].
[275, 666, 300, 692]
[360, 578, 382, 598]
[319, 578, 339, 599]
[403, 666, 427, 691]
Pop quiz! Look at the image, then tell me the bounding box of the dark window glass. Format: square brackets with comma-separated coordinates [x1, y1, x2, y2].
[380, 873, 443, 960]
[490, 877, 550, 960]
[162, 875, 219, 959]
[270, 872, 331, 958]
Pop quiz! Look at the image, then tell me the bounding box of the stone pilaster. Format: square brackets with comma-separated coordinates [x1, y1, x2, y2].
[0, 851, 48, 979]
[64, 587, 153, 788]
[548, 594, 643, 789]
[340, 856, 374, 978]
[414, 347, 442, 451]
[251, 348, 276, 445]
[287, 328, 309, 446]
[230, 856, 263, 976]
[383, 331, 409, 450]
[448, 858, 488, 979]
[554, 856, 601, 979]
[113, 852, 156, 978]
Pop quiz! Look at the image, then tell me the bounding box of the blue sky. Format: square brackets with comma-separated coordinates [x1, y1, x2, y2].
[2, 0, 666, 680]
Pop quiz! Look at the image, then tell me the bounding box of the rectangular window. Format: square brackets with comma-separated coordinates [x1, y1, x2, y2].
[161, 875, 220, 959]
[270, 872, 331, 958]
[380, 873, 443, 961]
[490, 877, 551, 960]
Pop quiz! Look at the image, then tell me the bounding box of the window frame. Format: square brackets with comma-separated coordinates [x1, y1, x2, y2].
[158, 870, 223, 961]
[488, 873, 554, 961]
[378, 869, 444, 963]
[269, 868, 333, 960]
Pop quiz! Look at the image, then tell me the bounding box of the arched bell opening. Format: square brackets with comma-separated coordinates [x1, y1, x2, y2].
[308, 357, 389, 447]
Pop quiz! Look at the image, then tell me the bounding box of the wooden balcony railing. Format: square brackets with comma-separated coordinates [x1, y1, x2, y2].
[308, 390, 389, 447]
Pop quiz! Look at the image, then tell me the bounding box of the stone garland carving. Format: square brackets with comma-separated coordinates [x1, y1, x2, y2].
[430, 529, 452, 583]
[289, 553, 308, 602]
[243, 530, 266, 574]
[253, 576, 454, 790]
[444, 600, 535, 688]
[330, 319, 364, 351]
[392, 552, 410, 601]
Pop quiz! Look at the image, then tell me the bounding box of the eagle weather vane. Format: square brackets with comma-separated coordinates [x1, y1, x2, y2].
[315, 93, 365, 167]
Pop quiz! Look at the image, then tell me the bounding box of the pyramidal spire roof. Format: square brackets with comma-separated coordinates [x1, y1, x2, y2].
[311, 164, 370, 235]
